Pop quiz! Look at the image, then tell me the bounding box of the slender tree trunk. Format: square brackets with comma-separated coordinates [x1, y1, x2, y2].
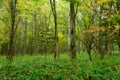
[69, 1, 76, 59]
[34, 14, 39, 54]
[50, 0, 59, 59]
[7, 0, 17, 60]
[23, 17, 27, 54]
[16, 29, 21, 54]
[68, 3, 71, 56]
[44, 15, 48, 57]
[88, 49, 92, 61]
[93, 0, 99, 55]
[54, 9, 59, 59]
[53, 0, 59, 59]
[77, 25, 80, 54]
[118, 42, 120, 52]
[99, 4, 105, 60]
[117, 0, 120, 53]
[86, 35, 93, 61]
[7, 26, 15, 60]
[30, 21, 34, 55]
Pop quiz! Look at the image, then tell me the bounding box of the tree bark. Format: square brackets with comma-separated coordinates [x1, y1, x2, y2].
[77, 26, 80, 54]
[34, 14, 39, 54]
[44, 15, 48, 57]
[117, 0, 120, 53]
[23, 17, 27, 54]
[93, 0, 99, 55]
[99, 4, 105, 60]
[69, 1, 76, 59]
[88, 49, 92, 61]
[68, 3, 71, 56]
[50, 0, 59, 59]
[7, 0, 17, 60]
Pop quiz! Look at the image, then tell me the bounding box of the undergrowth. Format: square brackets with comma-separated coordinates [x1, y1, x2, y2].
[0, 53, 120, 80]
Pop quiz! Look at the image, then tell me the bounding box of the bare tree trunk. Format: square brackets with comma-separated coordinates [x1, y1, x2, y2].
[50, 0, 59, 59]
[23, 17, 27, 54]
[7, 0, 17, 60]
[88, 49, 92, 61]
[44, 15, 48, 57]
[16, 29, 21, 54]
[99, 4, 105, 60]
[118, 40, 120, 52]
[34, 14, 39, 54]
[30, 21, 34, 55]
[117, 0, 120, 53]
[68, 3, 71, 56]
[69, 1, 76, 59]
[86, 34, 93, 61]
[77, 25, 80, 54]
[93, 0, 99, 55]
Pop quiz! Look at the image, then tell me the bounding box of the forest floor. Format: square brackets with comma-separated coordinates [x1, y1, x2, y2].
[0, 53, 120, 80]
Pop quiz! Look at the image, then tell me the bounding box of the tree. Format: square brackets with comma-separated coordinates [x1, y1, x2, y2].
[69, 0, 76, 59]
[7, 0, 18, 60]
[99, 4, 104, 60]
[23, 17, 28, 54]
[50, 0, 59, 59]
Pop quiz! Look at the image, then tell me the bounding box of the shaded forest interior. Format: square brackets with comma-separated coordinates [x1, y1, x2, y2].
[0, 0, 119, 60]
[0, 0, 120, 79]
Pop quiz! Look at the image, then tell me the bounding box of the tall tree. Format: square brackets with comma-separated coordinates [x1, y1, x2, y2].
[7, 0, 18, 60]
[116, 0, 120, 52]
[33, 14, 39, 54]
[69, 0, 76, 59]
[50, 0, 59, 59]
[68, 2, 71, 56]
[23, 17, 28, 54]
[93, 0, 99, 55]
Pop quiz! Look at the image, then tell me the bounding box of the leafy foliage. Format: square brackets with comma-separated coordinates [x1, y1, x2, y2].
[0, 53, 120, 80]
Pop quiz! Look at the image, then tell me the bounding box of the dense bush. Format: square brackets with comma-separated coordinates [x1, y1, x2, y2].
[0, 53, 120, 80]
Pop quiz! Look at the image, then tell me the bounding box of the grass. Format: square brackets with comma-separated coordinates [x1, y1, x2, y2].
[0, 53, 120, 80]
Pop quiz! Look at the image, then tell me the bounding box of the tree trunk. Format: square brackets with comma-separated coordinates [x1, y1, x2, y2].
[7, 28, 15, 60]
[7, 0, 17, 60]
[23, 17, 27, 54]
[44, 15, 48, 57]
[99, 4, 105, 60]
[77, 26, 80, 54]
[87, 49, 92, 61]
[50, 0, 59, 59]
[34, 14, 39, 54]
[117, 1, 120, 53]
[93, 0, 99, 55]
[53, 0, 59, 59]
[68, 3, 71, 56]
[69, 1, 76, 59]
[118, 42, 120, 52]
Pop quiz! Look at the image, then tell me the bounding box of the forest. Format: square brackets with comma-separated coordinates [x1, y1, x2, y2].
[0, 0, 120, 80]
